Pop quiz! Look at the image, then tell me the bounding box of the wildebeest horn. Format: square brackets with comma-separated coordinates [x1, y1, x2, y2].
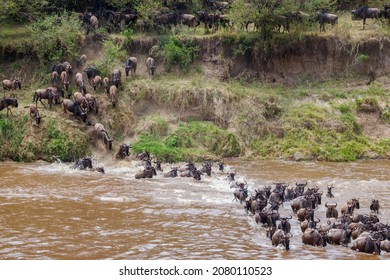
[287, 215, 292, 220]
[325, 202, 328, 207]
[286, 233, 293, 238]
[316, 217, 321, 223]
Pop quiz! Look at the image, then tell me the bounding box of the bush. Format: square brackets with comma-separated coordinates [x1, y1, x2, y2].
[160, 36, 200, 72]
[28, 11, 82, 62]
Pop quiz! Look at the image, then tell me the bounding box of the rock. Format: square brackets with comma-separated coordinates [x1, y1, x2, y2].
[293, 152, 304, 161]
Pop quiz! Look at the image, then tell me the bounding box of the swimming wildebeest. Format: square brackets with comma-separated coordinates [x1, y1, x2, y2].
[370, 199, 380, 214]
[71, 156, 105, 173]
[135, 166, 157, 179]
[0, 98, 18, 116]
[115, 143, 131, 159]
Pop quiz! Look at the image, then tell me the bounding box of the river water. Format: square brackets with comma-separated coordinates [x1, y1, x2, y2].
[0, 159, 389, 260]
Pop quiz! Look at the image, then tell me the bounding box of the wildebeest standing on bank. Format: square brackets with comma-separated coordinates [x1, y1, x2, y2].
[0, 98, 18, 116]
[352, 6, 380, 29]
[94, 122, 113, 150]
[146, 57, 156, 77]
[2, 79, 22, 97]
[316, 11, 338, 32]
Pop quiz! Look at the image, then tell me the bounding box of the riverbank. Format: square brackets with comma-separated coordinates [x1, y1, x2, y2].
[0, 22, 389, 163]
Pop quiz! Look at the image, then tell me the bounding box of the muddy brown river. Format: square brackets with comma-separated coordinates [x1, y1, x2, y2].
[0, 159, 389, 260]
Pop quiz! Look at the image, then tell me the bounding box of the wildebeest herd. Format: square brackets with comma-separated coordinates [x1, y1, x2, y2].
[69, 149, 389, 256]
[75, 2, 390, 35]
[230, 177, 389, 255]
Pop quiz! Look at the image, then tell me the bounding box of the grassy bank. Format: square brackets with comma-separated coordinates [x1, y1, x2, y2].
[0, 16, 389, 163]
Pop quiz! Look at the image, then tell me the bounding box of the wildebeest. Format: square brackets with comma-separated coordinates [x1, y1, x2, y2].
[291, 195, 314, 213]
[302, 228, 327, 247]
[71, 156, 105, 173]
[51, 71, 60, 86]
[111, 69, 122, 88]
[178, 13, 200, 30]
[32, 88, 61, 108]
[102, 77, 110, 94]
[94, 123, 113, 150]
[115, 143, 131, 159]
[62, 99, 87, 122]
[124, 57, 137, 77]
[146, 57, 156, 77]
[2, 79, 21, 96]
[84, 66, 99, 82]
[341, 198, 360, 216]
[297, 207, 314, 222]
[200, 161, 212, 176]
[109, 85, 117, 107]
[351, 234, 381, 254]
[91, 75, 102, 91]
[326, 185, 334, 198]
[380, 240, 390, 252]
[271, 229, 292, 251]
[28, 104, 41, 125]
[135, 166, 157, 179]
[0, 98, 18, 116]
[327, 226, 352, 246]
[60, 71, 70, 93]
[85, 93, 99, 114]
[352, 6, 380, 29]
[316, 11, 338, 32]
[227, 171, 236, 182]
[76, 54, 87, 68]
[277, 215, 292, 234]
[325, 202, 338, 219]
[370, 199, 380, 214]
[164, 167, 179, 178]
[233, 187, 248, 204]
[75, 75, 87, 95]
[74, 91, 89, 112]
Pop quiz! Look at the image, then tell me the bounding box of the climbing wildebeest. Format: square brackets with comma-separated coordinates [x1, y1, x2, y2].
[103, 77, 110, 94]
[51, 71, 60, 86]
[302, 228, 327, 247]
[146, 57, 156, 77]
[76, 54, 87, 68]
[111, 69, 121, 88]
[271, 229, 292, 251]
[60, 71, 70, 93]
[351, 234, 381, 254]
[75, 75, 87, 95]
[84, 66, 99, 82]
[115, 143, 131, 159]
[28, 104, 41, 125]
[325, 202, 338, 219]
[370, 199, 380, 214]
[0, 98, 18, 116]
[74, 91, 89, 112]
[85, 93, 99, 114]
[62, 99, 87, 122]
[178, 13, 200, 31]
[32, 88, 62, 108]
[91, 75, 102, 91]
[109, 85, 117, 107]
[135, 166, 157, 179]
[94, 123, 113, 150]
[352, 6, 380, 29]
[124, 57, 137, 77]
[316, 11, 338, 32]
